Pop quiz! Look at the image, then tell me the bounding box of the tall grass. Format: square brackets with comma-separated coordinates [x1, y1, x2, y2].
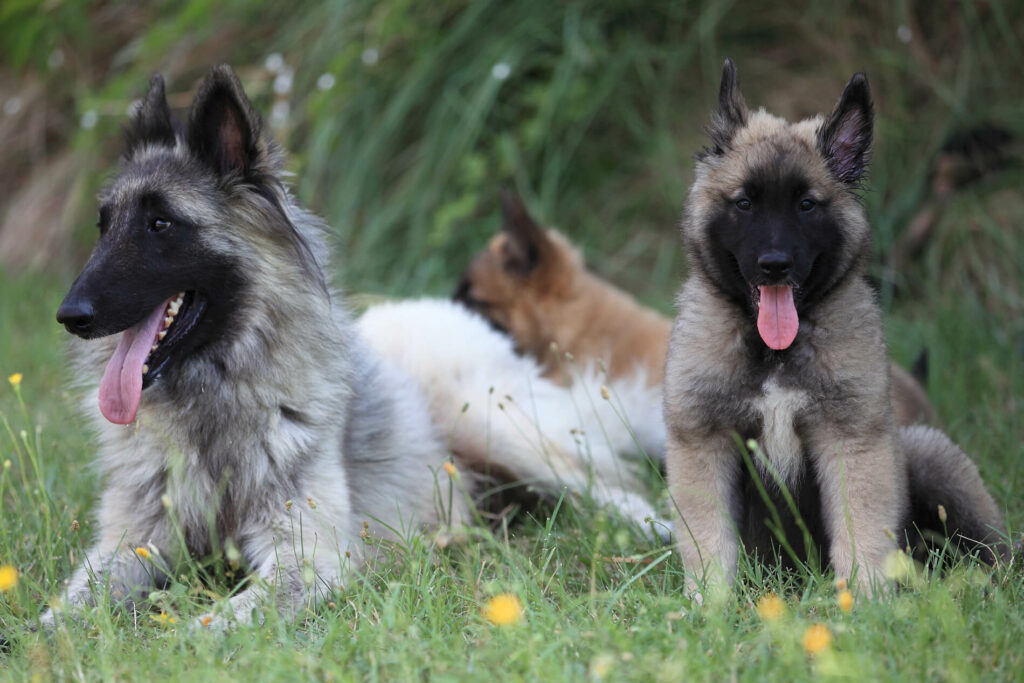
[5, 1, 1023, 305]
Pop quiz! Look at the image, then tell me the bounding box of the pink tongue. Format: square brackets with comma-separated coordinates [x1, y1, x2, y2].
[98, 300, 170, 424]
[757, 285, 799, 350]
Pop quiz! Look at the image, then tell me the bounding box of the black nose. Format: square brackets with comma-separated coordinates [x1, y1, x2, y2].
[57, 298, 95, 337]
[758, 250, 793, 281]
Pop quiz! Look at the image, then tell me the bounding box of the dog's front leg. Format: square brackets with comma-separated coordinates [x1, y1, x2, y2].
[810, 430, 907, 594]
[199, 510, 357, 630]
[665, 433, 741, 602]
[39, 538, 163, 629]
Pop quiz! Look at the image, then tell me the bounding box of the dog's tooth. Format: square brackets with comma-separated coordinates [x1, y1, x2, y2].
[158, 330, 167, 340]
[142, 364, 149, 375]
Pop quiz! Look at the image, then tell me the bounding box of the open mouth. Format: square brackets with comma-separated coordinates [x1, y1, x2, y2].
[98, 291, 206, 424]
[141, 291, 204, 389]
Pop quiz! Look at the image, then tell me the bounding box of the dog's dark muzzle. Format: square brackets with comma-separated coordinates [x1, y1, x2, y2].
[756, 249, 794, 284]
[57, 291, 99, 338]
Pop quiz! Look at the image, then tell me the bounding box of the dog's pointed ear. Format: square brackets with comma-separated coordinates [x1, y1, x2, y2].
[818, 73, 873, 185]
[187, 65, 263, 178]
[499, 189, 549, 275]
[705, 58, 748, 155]
[125, 75, 176, 156]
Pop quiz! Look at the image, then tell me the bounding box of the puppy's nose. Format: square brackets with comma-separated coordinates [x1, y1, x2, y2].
[57, 298, 96, 337]
[758, 250, 793, 280]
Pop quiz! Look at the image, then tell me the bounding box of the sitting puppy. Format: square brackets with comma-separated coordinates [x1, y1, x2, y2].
[662, 59, 1007, 597]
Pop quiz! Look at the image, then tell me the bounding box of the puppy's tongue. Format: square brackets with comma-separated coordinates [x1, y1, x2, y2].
[98, 300, 169, 424]
[757, 285, 799, 350]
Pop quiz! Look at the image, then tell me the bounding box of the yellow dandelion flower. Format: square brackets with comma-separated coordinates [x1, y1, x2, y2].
[150, 611, 176, 626]
[803, 623, 832, 654]
[201, 616, 212, 628]
[482, 593, 523, 626]
[135, 547, 150, 560]
[590, 653, 615, 679]
[837, 589, 854, 612]
[8, 373, 22, 387]
[834, 577, 847, 591]
[756, 594, 785, 620]
[442, 461, 458, 478]
[0, 565, 18, 591]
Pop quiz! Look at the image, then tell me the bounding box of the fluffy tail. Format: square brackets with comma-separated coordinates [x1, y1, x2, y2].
[900, 425, 1009, 563]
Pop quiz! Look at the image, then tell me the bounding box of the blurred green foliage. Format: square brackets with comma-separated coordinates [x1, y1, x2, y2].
[3, 0, 1021, 311]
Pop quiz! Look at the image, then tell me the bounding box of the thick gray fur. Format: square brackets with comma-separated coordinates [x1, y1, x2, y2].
[42, 66, 468, 630]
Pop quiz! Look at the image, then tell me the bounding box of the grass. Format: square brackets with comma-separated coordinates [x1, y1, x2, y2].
[2, 0, 1023, 679]
[0, 241, 1021, 680]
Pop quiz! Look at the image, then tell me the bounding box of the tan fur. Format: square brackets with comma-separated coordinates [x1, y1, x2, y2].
[460, 228, 672, 386]
[662, 61, 1005, 599]
[458, 206, 934, 427]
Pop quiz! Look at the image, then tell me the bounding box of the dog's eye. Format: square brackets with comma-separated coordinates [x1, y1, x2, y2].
[735, 198, 752, 211]
[150, 218, 171, 233]
[799, 198, 816, 212]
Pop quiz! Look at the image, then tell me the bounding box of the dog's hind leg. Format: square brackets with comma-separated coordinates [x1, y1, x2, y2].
[900, 425, 1009, 563]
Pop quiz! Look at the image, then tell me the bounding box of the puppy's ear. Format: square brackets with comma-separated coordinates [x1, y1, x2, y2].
[499, 189, 550, 275]
[818, 73, 873, 185]
[187, 65, 263, 178]
[125, 75, 177, 157]
[704, 58, 748, 156]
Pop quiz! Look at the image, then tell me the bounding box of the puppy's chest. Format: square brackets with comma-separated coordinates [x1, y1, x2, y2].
[749, 378, 810, 489]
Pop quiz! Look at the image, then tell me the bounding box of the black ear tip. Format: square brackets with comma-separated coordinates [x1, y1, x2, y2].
[211, 63, 237, 78]
[200, 64, 244, 94]
[846, 72, 871, 96]
[144, 74, 167, 102]
[499, 188, 525, 224]
[721, 58, 738, 82]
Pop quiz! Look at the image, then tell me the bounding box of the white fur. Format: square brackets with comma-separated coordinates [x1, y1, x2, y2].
[357, 298, 668, 537]
[754, 379, 809, 489]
